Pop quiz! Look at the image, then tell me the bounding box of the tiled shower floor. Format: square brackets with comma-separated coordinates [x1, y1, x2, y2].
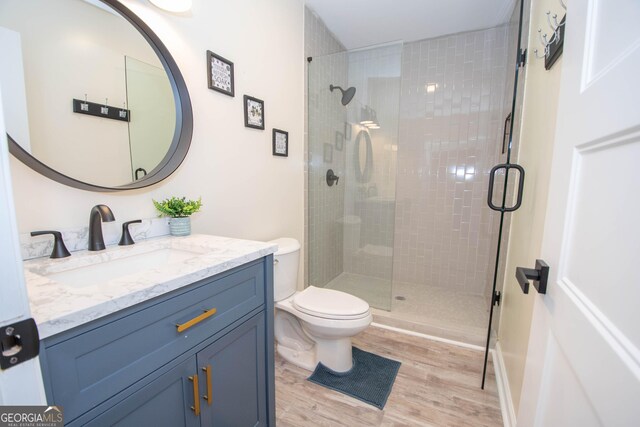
[323, 272, 490, 346]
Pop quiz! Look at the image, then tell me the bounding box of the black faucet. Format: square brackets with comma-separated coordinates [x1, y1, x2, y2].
[88, 204, 115, 251]
[30, 230, 71, 258]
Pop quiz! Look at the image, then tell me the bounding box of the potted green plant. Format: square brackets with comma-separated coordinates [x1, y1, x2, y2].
[152, 196, 202, 236]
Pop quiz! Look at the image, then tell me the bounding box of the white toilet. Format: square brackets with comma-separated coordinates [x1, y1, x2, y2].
[270, 238, 372, 373]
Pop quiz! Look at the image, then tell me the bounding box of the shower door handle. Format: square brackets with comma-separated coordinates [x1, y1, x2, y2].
[487, 163, 525, 212]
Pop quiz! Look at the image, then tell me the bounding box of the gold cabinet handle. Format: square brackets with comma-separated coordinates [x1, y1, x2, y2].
[188, 375, 200, 416]
[202, 365, 212, 405]
[176, 308, 217, 333]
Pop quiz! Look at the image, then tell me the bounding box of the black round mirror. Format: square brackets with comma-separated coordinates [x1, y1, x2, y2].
[354, 130, 373, 183]
[0, 0, 192, 191]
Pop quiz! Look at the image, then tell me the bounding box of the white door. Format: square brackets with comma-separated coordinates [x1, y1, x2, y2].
[0, 85, 46, 404]
[517, 0, 640, 425]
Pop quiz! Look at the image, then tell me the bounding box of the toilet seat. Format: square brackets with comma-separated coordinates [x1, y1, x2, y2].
[292, 286, 370, 320]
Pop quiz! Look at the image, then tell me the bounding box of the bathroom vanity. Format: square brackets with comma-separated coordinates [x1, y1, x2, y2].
[23, 235, 277, 426]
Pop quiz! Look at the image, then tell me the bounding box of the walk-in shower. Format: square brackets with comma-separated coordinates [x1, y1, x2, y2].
[306, 1, 527, 357]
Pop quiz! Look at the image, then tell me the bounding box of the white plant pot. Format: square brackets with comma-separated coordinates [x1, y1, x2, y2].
[169, 217, 191, 236]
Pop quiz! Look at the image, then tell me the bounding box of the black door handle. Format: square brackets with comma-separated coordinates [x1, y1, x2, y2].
[487, 163, 525, 212]
[515, 259, 549, 294]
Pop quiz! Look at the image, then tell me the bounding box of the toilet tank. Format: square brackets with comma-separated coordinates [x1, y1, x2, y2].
[268, 238, 300, 302]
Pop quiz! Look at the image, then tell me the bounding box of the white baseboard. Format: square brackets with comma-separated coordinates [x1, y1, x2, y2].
[492, 341, 517, 427]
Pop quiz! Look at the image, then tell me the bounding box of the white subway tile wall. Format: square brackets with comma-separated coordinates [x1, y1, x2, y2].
[393, 26, 511, 298]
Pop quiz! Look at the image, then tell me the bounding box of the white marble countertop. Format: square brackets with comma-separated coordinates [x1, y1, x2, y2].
[23, 234, 277, 339]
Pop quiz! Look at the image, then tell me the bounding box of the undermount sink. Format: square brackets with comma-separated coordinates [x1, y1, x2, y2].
[43, 248, 201, 288]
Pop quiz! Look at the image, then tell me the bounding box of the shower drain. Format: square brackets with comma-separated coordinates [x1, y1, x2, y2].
[394, 296, 406, 301]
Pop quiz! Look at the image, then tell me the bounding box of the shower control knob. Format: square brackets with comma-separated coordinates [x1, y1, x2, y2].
[326, 169, 340, 187]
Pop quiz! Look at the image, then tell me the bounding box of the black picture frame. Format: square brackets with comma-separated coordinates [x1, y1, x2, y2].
[207, 51, 234, 97]
[272, 129, 288, 157]
[345, 122, 352, 140]
[545, 15, 565, 71]
[244, 95, 265, 130]
[335, 131, 344, 151]
[323, 143, 333, 163]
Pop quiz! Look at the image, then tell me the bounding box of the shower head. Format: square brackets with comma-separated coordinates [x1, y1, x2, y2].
[330, 85, 356, 106]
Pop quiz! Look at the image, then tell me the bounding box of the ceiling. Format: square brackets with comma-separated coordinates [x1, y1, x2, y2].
[305, 0, 517, 50]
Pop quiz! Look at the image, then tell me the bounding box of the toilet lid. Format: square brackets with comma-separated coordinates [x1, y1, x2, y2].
[292, 286, 370, 320]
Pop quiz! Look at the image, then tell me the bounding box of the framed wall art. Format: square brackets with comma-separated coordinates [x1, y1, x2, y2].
[273, 128, 288, 157]
[244, 95, 265, 130]
[207, 50, 234, 97]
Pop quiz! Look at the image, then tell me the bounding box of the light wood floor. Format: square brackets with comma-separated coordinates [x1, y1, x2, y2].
[275, 326, 502, 426]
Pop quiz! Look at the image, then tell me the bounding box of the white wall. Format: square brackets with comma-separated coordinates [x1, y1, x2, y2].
[7, 0, 305, 287]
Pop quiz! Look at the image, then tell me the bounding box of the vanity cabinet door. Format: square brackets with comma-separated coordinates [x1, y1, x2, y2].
[82, 356, 200, 427]
[197, 312, 267, 427]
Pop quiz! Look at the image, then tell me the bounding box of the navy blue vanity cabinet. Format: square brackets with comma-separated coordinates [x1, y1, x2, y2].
[198, 313, 267, 426]
[83, 356, 200, 427]
[83, 313, 266, 427]
[39, 255, 275, 427]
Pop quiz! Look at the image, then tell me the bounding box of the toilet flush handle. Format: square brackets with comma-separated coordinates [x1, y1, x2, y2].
[274, 259, 279, 265]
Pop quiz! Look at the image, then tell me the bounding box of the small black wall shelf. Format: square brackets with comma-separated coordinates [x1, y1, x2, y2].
[73, 99, 130, 122]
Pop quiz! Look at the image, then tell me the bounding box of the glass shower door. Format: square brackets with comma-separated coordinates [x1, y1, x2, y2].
[482, 0, 531, 387]
[307, 43, 402, 311]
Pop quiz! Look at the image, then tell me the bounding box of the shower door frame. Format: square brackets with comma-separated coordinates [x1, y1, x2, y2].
[481, 0, 529, 388]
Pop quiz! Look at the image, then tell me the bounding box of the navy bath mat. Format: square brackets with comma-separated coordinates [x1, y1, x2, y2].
[308, 347, 401, 409]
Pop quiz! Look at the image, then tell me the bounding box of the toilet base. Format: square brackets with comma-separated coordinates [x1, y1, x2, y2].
[276, 344, 317, 371]
[307, 335, 354, 372]
[277, 337, 355, 373]
[274, 308, 359, 373]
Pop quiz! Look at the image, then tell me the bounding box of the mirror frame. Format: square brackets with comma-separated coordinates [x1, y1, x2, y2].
[354, 130, 373, 183]
[6, 0, 193, 192]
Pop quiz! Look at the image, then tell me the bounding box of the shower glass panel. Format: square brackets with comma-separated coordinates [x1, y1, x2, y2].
[307, 43, 402, 311]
